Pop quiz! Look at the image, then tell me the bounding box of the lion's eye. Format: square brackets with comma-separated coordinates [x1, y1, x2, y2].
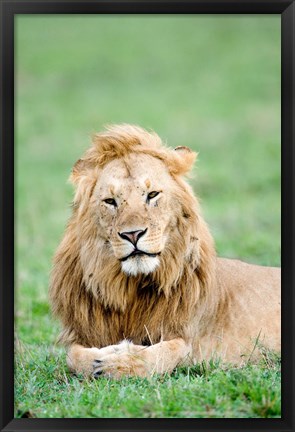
[147, 191, 160, 200]
[103, 198, 117, 207]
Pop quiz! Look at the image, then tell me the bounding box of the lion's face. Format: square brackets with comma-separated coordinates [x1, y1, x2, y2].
[93, 153, 175, 276]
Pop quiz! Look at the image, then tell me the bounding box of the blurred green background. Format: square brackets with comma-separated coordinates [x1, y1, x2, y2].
[15, 14, 281, 416]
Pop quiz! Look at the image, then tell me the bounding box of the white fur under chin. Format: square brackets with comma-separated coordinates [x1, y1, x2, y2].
[121, 255, 160, 276]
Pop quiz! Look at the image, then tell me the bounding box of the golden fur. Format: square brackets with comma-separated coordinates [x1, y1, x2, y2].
[49, 124, 280, 378]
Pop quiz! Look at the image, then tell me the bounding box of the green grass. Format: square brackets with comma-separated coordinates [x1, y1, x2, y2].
[15, 344, 281, 418]
[15, 15, 281, 418]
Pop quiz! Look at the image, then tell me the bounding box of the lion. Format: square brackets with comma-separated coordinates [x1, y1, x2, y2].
[49, 124, 281, 379]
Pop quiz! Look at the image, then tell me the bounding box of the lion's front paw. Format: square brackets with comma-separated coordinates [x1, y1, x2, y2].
[92, 341, 149, 379]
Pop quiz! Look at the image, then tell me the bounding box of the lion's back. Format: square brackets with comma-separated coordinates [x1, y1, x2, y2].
[193, 257, 281, 363]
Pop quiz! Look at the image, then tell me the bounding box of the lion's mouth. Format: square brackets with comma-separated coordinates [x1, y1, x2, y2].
[119, 249, 161, 262]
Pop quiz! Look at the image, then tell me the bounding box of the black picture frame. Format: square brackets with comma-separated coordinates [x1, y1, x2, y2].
[0, 0, 294, 431]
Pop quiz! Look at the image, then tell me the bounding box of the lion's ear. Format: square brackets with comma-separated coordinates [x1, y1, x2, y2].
[69, 158, 97, 205]
[170, 146, 197, 176]
[174, 146, 192, 153]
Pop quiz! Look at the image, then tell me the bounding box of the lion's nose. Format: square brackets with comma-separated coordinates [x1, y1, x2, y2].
[118, 228, 147, 246]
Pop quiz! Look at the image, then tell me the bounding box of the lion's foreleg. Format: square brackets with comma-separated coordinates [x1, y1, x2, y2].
[143, 338, 192, 374]
[92, 338, 192, 379]
[67, 339, 192, 378]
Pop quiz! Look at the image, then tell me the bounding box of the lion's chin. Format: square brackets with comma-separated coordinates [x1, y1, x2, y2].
[121, 255, 160, 277]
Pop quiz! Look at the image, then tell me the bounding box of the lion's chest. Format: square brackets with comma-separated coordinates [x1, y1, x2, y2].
[96, 290, 176, 346]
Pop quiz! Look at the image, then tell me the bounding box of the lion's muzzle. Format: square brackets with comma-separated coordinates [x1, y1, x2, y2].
[112, 227, 162, 276]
